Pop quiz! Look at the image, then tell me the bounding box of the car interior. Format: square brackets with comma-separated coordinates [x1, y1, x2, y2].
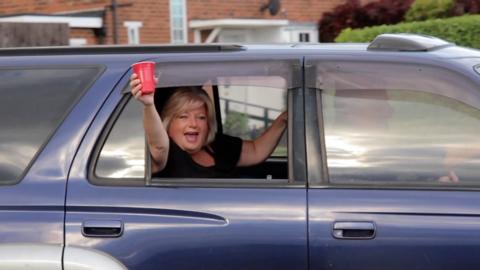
[152, 85, 289, 181]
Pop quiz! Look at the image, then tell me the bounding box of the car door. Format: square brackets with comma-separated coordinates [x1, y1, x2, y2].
[305, 54, 480, 270]
[65, 54, 308, 270]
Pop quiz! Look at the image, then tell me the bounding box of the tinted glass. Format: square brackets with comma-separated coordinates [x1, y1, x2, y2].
[0, 67, 101, 183]
[322, 89, 480, 185]
[96, 98, 145, 179]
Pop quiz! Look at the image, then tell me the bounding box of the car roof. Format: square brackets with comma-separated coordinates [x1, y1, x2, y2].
[0, 34, 478, 65]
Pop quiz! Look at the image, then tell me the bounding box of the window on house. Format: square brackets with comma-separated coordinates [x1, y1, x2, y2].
[170, 0, 187, 44]
[124, 21, 142, 44]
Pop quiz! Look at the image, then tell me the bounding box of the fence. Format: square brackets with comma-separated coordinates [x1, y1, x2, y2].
[0, 22, 69, 48]
[222, 97, 282, 128]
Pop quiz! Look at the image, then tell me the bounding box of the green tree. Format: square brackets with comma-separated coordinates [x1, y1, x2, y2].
[223, 111, 249, 139]
[405, 0, 455, 22]
[335, 15, 480, 49]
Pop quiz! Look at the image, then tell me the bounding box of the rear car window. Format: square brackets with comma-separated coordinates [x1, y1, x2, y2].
[0, 67, 102, 184]
[323, 89, 480, 185]
[313, 60, 480, 187]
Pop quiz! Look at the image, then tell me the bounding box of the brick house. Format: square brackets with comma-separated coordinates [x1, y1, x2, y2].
[0, 0, 348, 45]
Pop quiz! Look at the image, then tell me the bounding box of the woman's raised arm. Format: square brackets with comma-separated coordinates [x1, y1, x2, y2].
[130, 73, 170, 173]
[237, 111, 287, 167]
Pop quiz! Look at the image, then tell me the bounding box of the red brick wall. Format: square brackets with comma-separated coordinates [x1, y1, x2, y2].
[104, 0, 171, 44]
[70, 28, 98, 45]
[188, 0, 346, 22]
[0, 0, 346, 44]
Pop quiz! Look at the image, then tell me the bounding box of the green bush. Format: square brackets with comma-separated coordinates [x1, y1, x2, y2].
[223, 111, 249, 139]
[405, 0, 455, 22]
[335, 14, 480, 49]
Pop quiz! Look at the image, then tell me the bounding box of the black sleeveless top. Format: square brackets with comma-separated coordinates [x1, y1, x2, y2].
[152, 133, 243, 178]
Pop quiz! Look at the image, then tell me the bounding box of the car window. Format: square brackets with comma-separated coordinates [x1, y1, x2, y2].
[94, 79, 290, 185]
[322, 89, 480, 185]
[95, 98, 145, 179]
[0, 67, 101, 184]
[315, 61, 480, 186]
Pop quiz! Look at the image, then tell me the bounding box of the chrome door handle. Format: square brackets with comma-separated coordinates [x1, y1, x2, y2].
[332, 221, 376, 239]
[82, 220, 123, 238]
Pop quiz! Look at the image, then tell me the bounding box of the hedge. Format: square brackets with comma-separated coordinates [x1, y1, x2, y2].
[335, 14, 480, 49]
[405, 0, 455, 22]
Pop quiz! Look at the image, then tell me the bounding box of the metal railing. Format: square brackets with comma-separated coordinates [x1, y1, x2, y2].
[221, 97, 282, 128]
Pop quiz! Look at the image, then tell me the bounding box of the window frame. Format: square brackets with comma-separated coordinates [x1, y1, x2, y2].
[89, 85, 305, 188]
[123, 21, 143, 45]
[88, 57, 305, 188]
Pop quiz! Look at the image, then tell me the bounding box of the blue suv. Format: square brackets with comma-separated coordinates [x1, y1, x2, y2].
[1, 33, 480, 270]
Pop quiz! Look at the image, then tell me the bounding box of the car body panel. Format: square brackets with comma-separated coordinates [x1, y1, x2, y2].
[0, 243, 128, 270]
[65, 186, 307, 270]
[0, 243, 62, 270]
[308, 189, 480, 270]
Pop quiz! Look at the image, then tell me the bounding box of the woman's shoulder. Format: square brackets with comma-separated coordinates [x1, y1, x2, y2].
[211, 133, 242, 147]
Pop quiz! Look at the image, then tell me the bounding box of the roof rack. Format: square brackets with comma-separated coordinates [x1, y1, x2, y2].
[367, 33, 453, 52]
[0, 44, 245, 56]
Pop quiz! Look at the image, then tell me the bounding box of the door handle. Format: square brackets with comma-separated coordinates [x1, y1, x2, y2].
[332, 221, 376, 239]
[82, 220, 123, 238]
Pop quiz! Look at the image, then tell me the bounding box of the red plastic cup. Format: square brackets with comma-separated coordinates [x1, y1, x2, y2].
[131, 61, 156, 95]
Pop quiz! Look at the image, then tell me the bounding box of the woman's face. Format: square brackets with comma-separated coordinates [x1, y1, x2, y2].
[168, 101, 209, 154]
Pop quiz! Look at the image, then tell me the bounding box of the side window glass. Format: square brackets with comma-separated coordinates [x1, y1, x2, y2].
[0, 67, 101, 184]
[95, 98, 145, 179]
[322, 89, 480, 185]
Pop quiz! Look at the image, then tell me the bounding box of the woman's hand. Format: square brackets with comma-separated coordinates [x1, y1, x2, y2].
[438, 170, 459, 183]
[275, 111, 288, 126]
[437, 145, 480, 183]
[130, 73, 154, 106]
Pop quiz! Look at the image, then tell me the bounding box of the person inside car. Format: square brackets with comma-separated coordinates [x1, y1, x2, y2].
[129, 73, 287, 178]
[328, 89, 461, 183]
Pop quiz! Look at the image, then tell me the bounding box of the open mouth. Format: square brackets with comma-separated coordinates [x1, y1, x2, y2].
[184, 131, 199, 143]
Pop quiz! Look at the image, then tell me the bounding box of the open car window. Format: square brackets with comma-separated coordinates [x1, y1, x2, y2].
[93, 58, 301, 186]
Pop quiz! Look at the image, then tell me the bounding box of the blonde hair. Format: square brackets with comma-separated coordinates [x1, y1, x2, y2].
[161, 86, 217, 145]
